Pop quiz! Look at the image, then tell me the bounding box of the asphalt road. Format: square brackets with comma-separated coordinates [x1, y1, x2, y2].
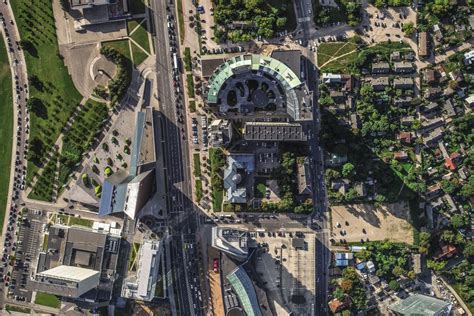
[0, 1, 30, 309]
[293, 0, 332, 314]
[149, 0, 202, 315]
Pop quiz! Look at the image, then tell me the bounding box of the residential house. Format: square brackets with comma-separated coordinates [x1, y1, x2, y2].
[426, 183, 443, 200]
[424, 69, 437, 85]
[372, 62, 390, 74]
[328, 297, 352, 314]
[394, 62, 414, 74]
[393, 78, 414, 90]
[341, 74, 353, 92]
[330, 90, 345, 103]
[424, 87, 442, 100]
[394, 151, 408, 161]
[418, 32, 429, 57]
[397, 131, 412, 144]
[433, 24, 443, 43]
[367, 260, 376, 273]
[464, 50, 474, 65]
[322, 73, 342, 84]
[444, 99, 456, 118]
[444, 152, 461, 171]
[421, 118, 444, 134]
[390, 51, 401, 62]
[371, 77, 389, 91]
[354, 182, 366, 197]
[405, 52, 415, 61]
[465, 95, 474, 109]
[433, 244, 458, 261]
[326, 152, 348, 167]
[449, 70, 463, 83]
[350, 113, 361, 130]
[401, 116, 415, 126]
[422, 102, 440, 118]
[444, 86, 455, 97]
[423, 128, 444, 147]
[331, 180, 350, 195]
[394, 96, 413, 108]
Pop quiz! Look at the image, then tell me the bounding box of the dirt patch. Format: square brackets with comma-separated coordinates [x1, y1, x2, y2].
[330, 202, 414, 244]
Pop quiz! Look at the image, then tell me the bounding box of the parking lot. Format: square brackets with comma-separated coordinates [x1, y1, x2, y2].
[6, 209, 46, 303]
[253, 232, 316, 315]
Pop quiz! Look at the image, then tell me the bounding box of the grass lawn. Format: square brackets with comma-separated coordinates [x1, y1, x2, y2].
[321, 51, 358, 72]
[128, 0, 147, 14]
[187, 74, 195, 98]
[0, 38, 13, 233]
[195, 179, 203, 202]
[35, 292, 61, 308]
[129, 19, 150, 54]
[189, 100, 196, 113]
[317, 42, 358, 67]
[28, 153, 58, 202]
[11, 0, 83, 184]
[103, 39, 146, 67]
[177, 0, 185, 43]
[254, 178, 267, 198]
[69, 216, 94, 228]
[128, 242, 140, 271]
[42, 234, 49, 251]
[155, 277, 164, 298]
[209, 148, 225, 212]
[193, 153, 201, 177]
[127, 19, 140, 34]
[131, 42, 148, 66]
[103, 40, 132, 61]
[5, 305, 31, 314]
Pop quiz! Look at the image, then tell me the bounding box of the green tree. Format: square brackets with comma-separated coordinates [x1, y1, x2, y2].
[333, 287, 345, 300]
[427, 259, 446, 272]
[463, 242, 474, 258]
[389, 280, 400, 291]
[393, 266, 405, 277]
[450, 214, 465, 229]
[342, 163, 355, 178]
[402, 22, 416, 36]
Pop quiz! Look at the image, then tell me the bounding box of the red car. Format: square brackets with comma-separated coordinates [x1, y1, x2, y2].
[213, 258, 218, 273]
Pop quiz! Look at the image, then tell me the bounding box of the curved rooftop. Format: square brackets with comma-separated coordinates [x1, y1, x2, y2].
[206, 54, 309, 121]
[226, 266, 262, 316]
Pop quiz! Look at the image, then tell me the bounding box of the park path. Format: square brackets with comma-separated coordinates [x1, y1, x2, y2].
[25, 96, 89, 201]
[318, 47, 358, 69]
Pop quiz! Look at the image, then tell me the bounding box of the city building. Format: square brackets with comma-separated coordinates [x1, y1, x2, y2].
[70, 0, 131, 30]
[223, 154, 255, 204]
[122, 240, 163, 302]
[99, 109, 156, 218]
[371, 62, 390, 74]
[35, 265, 100, 298]
[226, 266, 262, 316]
[243, 122, 308, 142]
[419, 32, 429, 57]
[389, 294, 452, 315]
[211, 227, 249, 260]
[208, 119, 233, 147]
[205, 53, 312, 122]
[297, 157, 312, 196]
[32, 226, 121, 306]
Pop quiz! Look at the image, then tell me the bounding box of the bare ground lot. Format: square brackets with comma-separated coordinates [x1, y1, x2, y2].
[330, 202, 414, 244]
